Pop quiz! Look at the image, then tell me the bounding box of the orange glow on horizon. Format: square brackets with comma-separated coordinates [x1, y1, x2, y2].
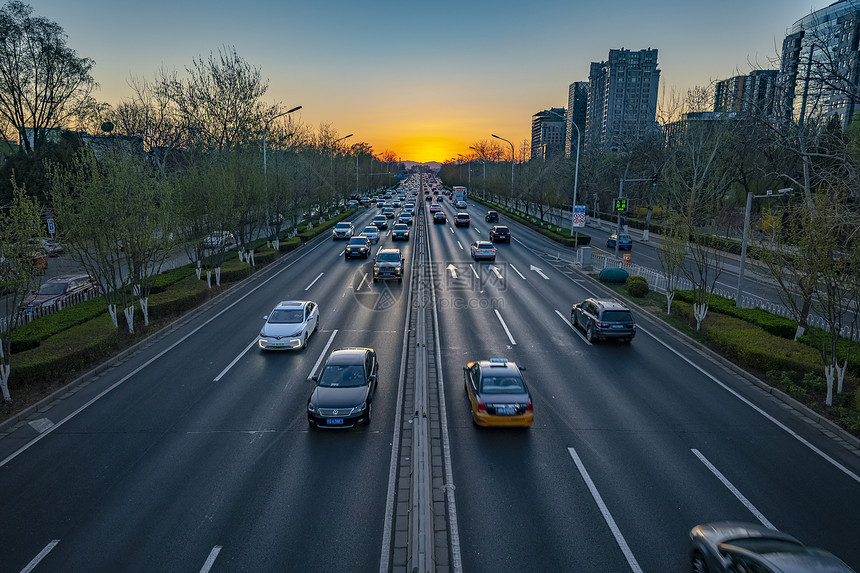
[381, 135, 467, 165]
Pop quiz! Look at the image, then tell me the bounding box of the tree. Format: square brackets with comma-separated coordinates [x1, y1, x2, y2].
[656, 213, 687, 315]
[0, 0, 97, 153]
[0, 183, 44, 402]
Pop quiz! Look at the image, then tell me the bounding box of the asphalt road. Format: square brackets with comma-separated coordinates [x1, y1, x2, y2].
[0, 192, 858, 572]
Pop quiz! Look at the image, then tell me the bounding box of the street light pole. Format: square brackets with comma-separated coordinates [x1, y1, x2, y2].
[263, 105, 302, 175]
[491, 134, 515, 206]
[545, 108, 580, 238]
[331, 133, 353, 177]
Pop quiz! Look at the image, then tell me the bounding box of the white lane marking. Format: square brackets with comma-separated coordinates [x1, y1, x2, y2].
[356, 272, 369, 291]
[338, 249, 345, 257]
[530, 265, 550, 279]
[457, 241, 463, 251]
[513, 237, 527, 247]
[450, 226, 454, 234]
[509, 264, 526, 280]
[638, 323, 860, 484]
[568, 447, 643, 573]
[198, 545, 223, 573]
[474, 226, 480, 234]
[691, 449, 775, 529]
[19, 540, 60, 573]
[307, 330, 338, 380]
[0, 234, 333, 469]
[494, 309, 516, 345]
[214, 338, 258, 382]
[304, 272, 324, 291]
[469, 264, 479, 279]
[556, 310, 592, 345]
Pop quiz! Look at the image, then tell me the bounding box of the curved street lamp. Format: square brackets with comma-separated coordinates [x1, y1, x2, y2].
[263, 105, 302, 174]
[491, 134, 515, 202]
[469, 146, 486, 199]
[545, 108, 581, 238]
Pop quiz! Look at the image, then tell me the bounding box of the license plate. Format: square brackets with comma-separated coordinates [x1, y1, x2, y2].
[496, 407, 515, 415]
[271, 343, 284, 347]
[326, 418, 344, 425]
[611, 325, 624, 329]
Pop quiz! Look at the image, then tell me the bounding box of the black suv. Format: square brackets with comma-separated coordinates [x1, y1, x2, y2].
[490, 225, 511, 243]
[485, 211, 499, 223]
[570, 298, 636, 342]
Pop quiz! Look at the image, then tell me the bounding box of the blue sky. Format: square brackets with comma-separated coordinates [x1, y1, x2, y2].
[27, 0, 837, 161]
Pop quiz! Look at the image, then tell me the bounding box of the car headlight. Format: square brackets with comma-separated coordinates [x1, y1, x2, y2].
[351, 403, 366, 414]
[307, 403, 317, 413]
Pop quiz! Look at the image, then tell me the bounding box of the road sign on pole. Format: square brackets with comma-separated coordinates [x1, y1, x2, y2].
[572, 205, 586, 228]
[613, 199, 628, 212]
[47, 219, 55, 236]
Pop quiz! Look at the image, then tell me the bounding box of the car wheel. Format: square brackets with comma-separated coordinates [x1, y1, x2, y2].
[314, 317, 319, 333]
[365, 402, 372, 425]
[572, 312, 579, 328]
[302, 333, 308, 349]
[398, 277, 402, 282]
[586, 323, 596, 342]
[690, 552, 709, 573]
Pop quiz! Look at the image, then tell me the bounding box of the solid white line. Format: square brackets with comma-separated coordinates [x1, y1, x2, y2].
[691, 449, 774, 529]
[213, 338, 258, 381]
[307, 330, 338, 380]
[356, 272, 369, 291]
[304, 272, 324, 291]
[470, 264, 479, 279]
[638, 323, 860, 484]
[457, 241, 463, 250]
[198, 545, 222, 573]
[513, 237, 527, 247]
[509, 264, 526, 280]
[568, 447, 643, 573]
[494, 309, 516, 345]
[19, 540, 60, 573]
[555, 310, 592, 346]
[338, 249, 345, 257]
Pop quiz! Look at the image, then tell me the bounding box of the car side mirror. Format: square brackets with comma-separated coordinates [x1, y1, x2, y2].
[312, 375, 318, 382]
[263, 315, 268, 320]
[368, 375, 377, 383]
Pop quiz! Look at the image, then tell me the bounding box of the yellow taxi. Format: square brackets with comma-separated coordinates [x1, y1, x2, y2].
[464, 358, 533, 427]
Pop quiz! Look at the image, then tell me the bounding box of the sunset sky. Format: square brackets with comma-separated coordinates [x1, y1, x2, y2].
[26, 0, 838, 163]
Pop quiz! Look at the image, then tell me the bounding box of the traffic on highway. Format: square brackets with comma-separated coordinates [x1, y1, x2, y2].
[0, 173, 857, 572]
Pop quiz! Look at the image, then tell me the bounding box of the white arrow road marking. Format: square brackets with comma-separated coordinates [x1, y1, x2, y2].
[305, 272, 324, 290]
[308, 330, 338, 380]
[556, 310, 592, 345]
[691, 449, 774, 529]
[568, 447, 643, 573]
[509, 264, 526, 280]
[489, 265, 503, 280]
[530, 265, 549, 280]
[494, 309, 516, 345]
[28, 418, 54, 434]
[447, 264, 458, 278]
[469, 264, 479, 279]
[19, 539, 60, 573]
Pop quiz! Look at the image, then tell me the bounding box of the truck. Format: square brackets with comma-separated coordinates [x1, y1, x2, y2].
[453, 186, 467, 204]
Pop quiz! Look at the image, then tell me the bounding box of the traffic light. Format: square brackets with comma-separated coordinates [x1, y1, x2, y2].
[651, 173, 659, 187]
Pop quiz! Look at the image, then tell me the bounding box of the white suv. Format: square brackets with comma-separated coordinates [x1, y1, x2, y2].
[332, 222, 354, 240]
[259, 300, 320, 350]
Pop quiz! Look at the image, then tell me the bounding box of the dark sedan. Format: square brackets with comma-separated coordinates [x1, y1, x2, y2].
[22, 273, 98, 313]
[308, 348, 378, 428]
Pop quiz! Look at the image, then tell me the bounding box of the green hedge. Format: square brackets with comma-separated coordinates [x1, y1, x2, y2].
[674, 290, 797, 339]
[11, 296, 110, 353]
[252, 247, 278, 266]
[672, 300, 821, 375]
[218, 256, 252, 283]
[10, 314, 119, 386]
[278, 236, 302, 253]
[149, 265, 197, 294]
[148, 275, 209, 319]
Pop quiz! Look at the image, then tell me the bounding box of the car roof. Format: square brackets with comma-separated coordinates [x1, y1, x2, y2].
[457, 212, 469, 217]
[476, 358, 522, 376]
[363, 226, 378, 231]
[588, 298, 631, 310]
[43, 273, 92, 283]
[326, 347, 372, 364]
[274, 300, 309, 309]
[474, 241, 494, 247]
[378, 248, 401, 254]
[393, 223, 408, 228]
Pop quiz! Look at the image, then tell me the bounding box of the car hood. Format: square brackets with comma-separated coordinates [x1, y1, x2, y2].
[310, 385, 369, 408]
[23, 293, 62, 308]
[261, 323, 305, 338]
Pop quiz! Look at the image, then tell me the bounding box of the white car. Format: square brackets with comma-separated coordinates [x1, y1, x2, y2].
[258, 300, 320, 350]
[361, 226, 380, 243]
[203, 231, 234, 249]
[332, 222, 354, 240]
[429, 203, 441, 213]
[455, 200, 467, 209]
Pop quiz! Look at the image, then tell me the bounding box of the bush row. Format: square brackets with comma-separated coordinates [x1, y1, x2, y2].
[673, 290, 797, 339]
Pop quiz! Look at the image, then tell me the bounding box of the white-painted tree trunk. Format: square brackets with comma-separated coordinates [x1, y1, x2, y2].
[123, 305, 135, 334]
[206, 270, 212, 288]
[215, 267, 221, 286]
[196, 267, 202, 280]
[273, 239, 279, 250]
[108, 303, 119, 328]
[238, 249, 244, 262]
[665, 291, 675, 315]
[693, 303, 708, 331]
[0, 363, 10, 402]
[250, 251, 255, 266]
[140, 297, 149, 326]
[837, 359, 847, 394]
[794, 325, 805, 341]
[824, 364, 835, 406]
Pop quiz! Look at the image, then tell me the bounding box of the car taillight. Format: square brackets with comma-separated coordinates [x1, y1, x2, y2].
[525, 401, 533, 412]
[477, 401, 487, 412]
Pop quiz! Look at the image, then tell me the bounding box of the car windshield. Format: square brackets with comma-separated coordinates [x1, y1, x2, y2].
[602, 310, 633, 322]
[37, 282, 67, 295]
[727, 537, 807, 555]
[347, 238, 366, 245]
[378, 252, 400, 262]
[318, 364, 366, 388]
[363, 227, 377, 234]
[480, 375, 526, 394]
[268, 309, 304, 323]
[495, 227, 509, 233]
[394, 225, 407, 230]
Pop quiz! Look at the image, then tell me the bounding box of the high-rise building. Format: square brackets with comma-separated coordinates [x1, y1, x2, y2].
[530, 108, 566, 160]
[778, 0, 860, 128]
[585, 48, 660, 150]
[565, 82, 588, 159]
[714, 70, 778, 116]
